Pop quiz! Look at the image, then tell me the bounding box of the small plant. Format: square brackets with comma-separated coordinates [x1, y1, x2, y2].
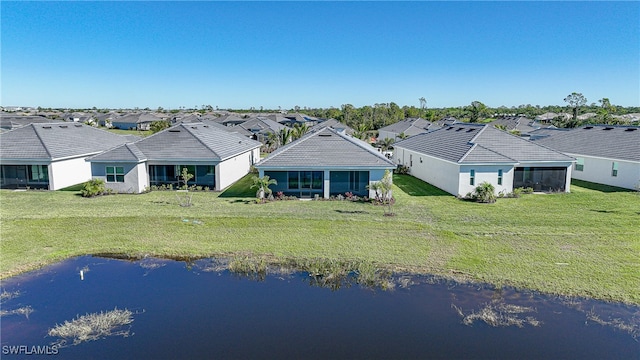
[472, 182, 497, 203]
[80, 179, 108, 198]
[345, 192, 353, 200]
[394, 165, 410, 175]
[276, 191, 285, 200]
[250, 175, 277, 200]
[176, 168, 194, 207]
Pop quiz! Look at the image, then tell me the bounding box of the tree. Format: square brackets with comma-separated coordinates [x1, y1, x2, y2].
[379, 137, 395, 153]
[150, 120, 171, 133]
[278, 128, 293, 147]
[564, 92, 587, 127]
[597, 98, 616, 124]
[419, 97, 427, 117]
[376, 170, 395, 215]
[177, 167, 194, 206]
[352, 122, 371, 141]
[292, 123, 310, 140]
[250, 175, 277, 200]
[467, 101, 487, 123]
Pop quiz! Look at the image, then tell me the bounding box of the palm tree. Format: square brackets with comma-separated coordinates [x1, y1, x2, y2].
[352, 123, 370, 141]
[292, 123, 309, 140]
[250, 175, 278, 200]
[379, 137, 395, 153]
[397, 132, 408, 140]
[278, 128, 293, 147]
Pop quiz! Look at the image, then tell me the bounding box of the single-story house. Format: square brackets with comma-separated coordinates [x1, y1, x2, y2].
[393, 123, 575, 197]
[532, 125, 639, 190]
[0, 114, 63, 132]
[310, 118, 354, 136]
[254, 127, 396, 198]
[87, 123, 262, 193]
[377, 118, 440, 142]
[0, 123, 132, 190]
[111, 112, 165, 130]
[236, 117, 289, 142]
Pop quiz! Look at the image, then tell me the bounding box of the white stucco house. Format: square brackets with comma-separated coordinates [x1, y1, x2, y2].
[0, 123, 133, 190]
[532, 125, 640, 190]
[87, 123, 262, 193]
[393, 123, 575, 197]
[254, 127, 396, 199]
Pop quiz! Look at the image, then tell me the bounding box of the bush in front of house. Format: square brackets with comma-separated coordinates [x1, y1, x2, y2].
[80, 179, 111, 198]
[470, 181, 497, 203]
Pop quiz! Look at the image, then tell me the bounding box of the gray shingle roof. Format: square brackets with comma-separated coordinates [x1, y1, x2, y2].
[394, 123, 573, 164]
[238, 117, 288, 134]
[378, 118, 439, 135]
[88, 123, 261, 162]
[533, 125, 640, 162]
[309, 118, 354, 135]
[256, 127, 396, 168]
[0, 123, 132, 160]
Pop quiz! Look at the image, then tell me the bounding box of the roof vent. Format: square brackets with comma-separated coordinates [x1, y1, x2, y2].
[455, 128, 464, 132]
[603, 127, 614, 130]
[446, 127, 454, 130]
[59, 125, 68, 128]
[624, 128, 637, 132]
[43, 126, 52, 129]
[466, 128, 476, 132]
[319, 133, 332, 137]
[584, 126, 593, 129]
[75, 124, 82, 127]
[169, 129, 181, 132]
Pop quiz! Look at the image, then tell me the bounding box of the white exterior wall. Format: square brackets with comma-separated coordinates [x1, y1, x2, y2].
[393, 147, 460, 195]
[570, 154, 639, 190]
[459, 165, 515, 196]
[49, 156, 93, 190]
[216, 149, 258, 191]
[136, 163, 149, 193]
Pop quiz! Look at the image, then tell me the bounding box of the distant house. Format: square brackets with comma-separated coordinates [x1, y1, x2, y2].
[254, 127, 396, 198]
[111, 112, 165, 130]
[532, 125, 640, 190]
[377, 118, 440, 142]
[309, 118, 354, 136]
[268, 113, 319, 127]
[393, 124, 575, 197]
[0, 114, 62, 132]
[0, 123, 132, 190]
[487, 116, 540, 134]
[236, 117, 289, 142]
[87, 123, 262, 193]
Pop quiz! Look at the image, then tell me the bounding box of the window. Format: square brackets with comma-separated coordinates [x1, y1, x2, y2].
[612, 162, 618, 177]
[469, 169, 475, 186]
[410, 154, 413, 167]
[106, 166, 124, 182]
[575, 158, 584, 171]
[497, 169, 503, 185]
[288, 172, 299, 189]
[349, 171, 360, 191]
[29, 165, 48, 182]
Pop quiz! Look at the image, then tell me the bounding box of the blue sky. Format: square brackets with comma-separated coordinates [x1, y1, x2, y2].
[2, 1, 638, 109]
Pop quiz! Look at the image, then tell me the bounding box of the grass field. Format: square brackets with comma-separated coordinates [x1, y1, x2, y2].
[1, 175, 638, 304]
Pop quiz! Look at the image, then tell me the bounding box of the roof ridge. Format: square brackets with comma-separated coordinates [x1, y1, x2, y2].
[30, 124, 53, 158]
[181, 123, 221, 159]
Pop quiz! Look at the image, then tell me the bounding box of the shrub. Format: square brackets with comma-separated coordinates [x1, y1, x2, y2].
[394, 165, 410, 174]
[473, 182, 497, 203]
[80, 179, 108, 198]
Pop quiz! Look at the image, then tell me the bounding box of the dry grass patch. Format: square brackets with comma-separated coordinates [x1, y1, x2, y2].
[48, 308, 134, 347]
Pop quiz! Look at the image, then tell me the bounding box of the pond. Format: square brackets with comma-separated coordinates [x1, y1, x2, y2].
[1, 256, 638, 359]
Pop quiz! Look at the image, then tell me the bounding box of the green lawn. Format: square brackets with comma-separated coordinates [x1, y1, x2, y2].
[1, 175, 638, 304]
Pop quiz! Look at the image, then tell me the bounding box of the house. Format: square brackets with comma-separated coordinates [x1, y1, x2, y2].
[487, 116, 541, 134]
[236, 117, 289, 142]
[111, 112, 165, 130]
[0, 114, 63, 132]
[393, 123, 575, 197]
[309, 118, 354, 136]
[254, 127, 396, 199]
[87, 123, 262, 193]
[532, 125, 640, 190]
[0, 123, 132, 190]
[377, 118, 440, 142]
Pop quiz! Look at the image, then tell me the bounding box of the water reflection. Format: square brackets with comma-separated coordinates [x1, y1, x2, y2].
[1, 255, 638, 359]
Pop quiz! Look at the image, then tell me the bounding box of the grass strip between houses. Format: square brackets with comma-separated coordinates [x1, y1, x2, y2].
[1, 175, 638, 304]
